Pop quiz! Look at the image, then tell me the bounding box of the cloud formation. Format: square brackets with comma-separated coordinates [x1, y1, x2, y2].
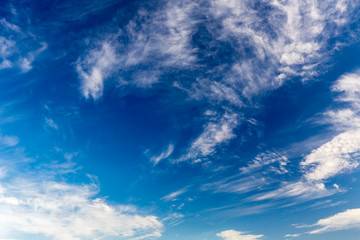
[77, 42, 118, 99]
[151, 144, 174, 165]
[217, 230, 264, 240]
[178, 112, 239, 162]
[308, 208, 360, 234]
[0, 170, 163, 240]
[161, 188, 187, 202]
[77, 0, 359, 102]
[0, 17, 46, 73]
[289, 208, 360, 236]
[0, 134, 19, 147]
[253, 71, 360, 202]
[301, 130, 360, 181]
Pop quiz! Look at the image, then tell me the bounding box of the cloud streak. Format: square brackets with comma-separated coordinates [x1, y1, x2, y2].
[151, 144, 174, 165]
[217, 230, 264, 240]
[161, 188, 187, 202]
[178, 112, 239, 163]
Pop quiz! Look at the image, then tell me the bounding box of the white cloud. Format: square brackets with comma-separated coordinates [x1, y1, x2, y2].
[178, 112, 239, 162]
[0, 135, 19, 147]
[77, 0, 198, 98]
[0, 18, 21, 33]
[308, 208, 360, 234]
[0, 36, 15, 70]
[332, 72, 360, 109]
[77, 42, 118, 99]
[298, 70, 360, 186]
[301, 129, 360, 181]
[76, 0, 359, 106]
[217, 230, 264, 240]
[124, 1, 197, 68]
[161, 188, 186, 202]
[151, 144, 174, 165]
[190, 80, 244, 107]
[326, 109, 360, 130]
[287, 209, 360, 237]
[45, 117, 59, 130]
[207, 0, 343, 96]
[18, 42, 47, 73]
[253, 71, 360, 202]
[0, 175, 163, 240]
[240, 151, 289, 174]
[303, 72, 360, 181]
[333, 72, 360, 94]
[0, 18, 47, 73]
[202, 176, 267, 194]
[253, 181, 335, 201]
[285, 233, 301, 238]
[162, 212, 184, 226]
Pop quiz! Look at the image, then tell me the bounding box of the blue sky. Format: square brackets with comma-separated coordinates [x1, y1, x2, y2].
[0, 0, 360, 239]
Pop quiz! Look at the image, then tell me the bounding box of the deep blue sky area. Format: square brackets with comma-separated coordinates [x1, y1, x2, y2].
[0, 0, 360, 239]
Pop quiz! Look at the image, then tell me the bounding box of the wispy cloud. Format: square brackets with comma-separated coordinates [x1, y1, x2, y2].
[252, 71, 360, 202]
[45, 117, 59, 130]
[201, 150, 289, 199]
[0, 17, 47, 73]
[178, 112, 239, 163]
[76, 42, 118, 99]
[162, 212, 185, 226]
[0, 134, 19, 147]
[77, 0, 359, 103]
[151, 144, 174, 165]
[253, 181, 336, 201]
[240, 151, 289, 175]
[217, 229, 264, 240]
[77, 0, 198, 99]
[285, 233, 301, 238]
[202, 176, 268, 194]
[161, 188, 187, 202]
[188, 0, 359, 102]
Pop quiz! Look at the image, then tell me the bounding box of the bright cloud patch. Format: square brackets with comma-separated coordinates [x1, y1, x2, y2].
[308, 208, 360, 234]
[301, 71, 360, 182]
[301, 130, 360, 181]
[217, 230, 264, 240]
[0, 176, 163, 240]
